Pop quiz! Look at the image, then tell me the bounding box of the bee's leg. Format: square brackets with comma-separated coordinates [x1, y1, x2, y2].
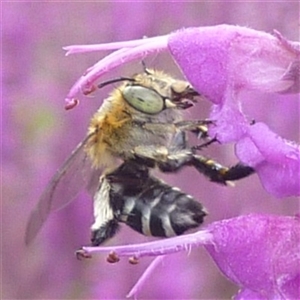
[90, 175, 120, 246]
[159, 153, 255, 184]
[174, 119, 213, 131]
[174, 120, 212, 140]
[132, 145, 193, 172]
[132, 146, 254, 184]
[190, 155, 255, 185]
[174, 120, 219, 150]
[191, 124, 210, 140]
[91, 220, 120, 246]
[191, 137, 218, 151]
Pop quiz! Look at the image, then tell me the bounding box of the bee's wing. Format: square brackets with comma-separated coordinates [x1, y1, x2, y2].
[25, 133, 101, 245]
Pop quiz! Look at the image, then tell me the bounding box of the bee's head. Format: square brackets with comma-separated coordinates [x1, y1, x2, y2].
[98, 69, 199, 115]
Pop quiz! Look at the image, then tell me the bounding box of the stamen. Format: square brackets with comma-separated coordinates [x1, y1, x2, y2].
[64, 36, 168, 103]
[63, 35, 168, 56]
[107, 251, 120, 263]
[128, 256, 139, 265]
[65, 99, 79, 110]
[75, 248, 92, 260]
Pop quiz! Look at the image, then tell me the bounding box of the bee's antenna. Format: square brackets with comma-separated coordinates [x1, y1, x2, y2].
[98, 77, 135, 89]
[141, 60, 151, 74]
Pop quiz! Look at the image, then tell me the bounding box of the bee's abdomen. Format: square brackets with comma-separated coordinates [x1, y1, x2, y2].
[118, 183, 207, 238]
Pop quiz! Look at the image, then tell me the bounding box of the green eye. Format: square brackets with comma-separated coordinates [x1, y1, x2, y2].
[122, 86, 164, 115]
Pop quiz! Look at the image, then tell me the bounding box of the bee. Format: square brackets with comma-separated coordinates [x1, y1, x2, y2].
[25, 68, 254, 246]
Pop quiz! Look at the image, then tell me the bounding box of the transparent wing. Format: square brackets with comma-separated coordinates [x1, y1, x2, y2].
[25, 133, 102, 245]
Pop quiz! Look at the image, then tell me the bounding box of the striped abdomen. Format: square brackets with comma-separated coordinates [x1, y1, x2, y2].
[108, 162, 207, 238]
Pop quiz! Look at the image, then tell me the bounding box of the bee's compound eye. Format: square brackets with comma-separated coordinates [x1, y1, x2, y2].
[122, 86, 164, 115]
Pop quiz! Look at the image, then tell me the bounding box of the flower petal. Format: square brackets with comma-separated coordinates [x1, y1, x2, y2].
[205, 214, 300, 300]
[168, 25, 300, 103]
[168, 25, 300, 197]
[64, 36, 168, 104]
[236, 122, 300, 197]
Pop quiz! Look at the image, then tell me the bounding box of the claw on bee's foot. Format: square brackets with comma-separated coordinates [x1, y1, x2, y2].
[75, 248, 92, 260]
[107, 251, 120, 263]
[129, 256, 139, 265]
[192, 136, 219, 151]
[200, 119, 215, 126]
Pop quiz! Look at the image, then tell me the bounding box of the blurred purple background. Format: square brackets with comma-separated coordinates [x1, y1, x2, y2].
[3, 2, 299, 299]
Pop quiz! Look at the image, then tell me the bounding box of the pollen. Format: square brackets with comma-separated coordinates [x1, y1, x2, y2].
[85, 89, 132, 168]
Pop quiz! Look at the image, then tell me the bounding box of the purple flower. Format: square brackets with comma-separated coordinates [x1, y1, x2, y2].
[81, 214, 300, 299]
[168, 26, 300, 198]
[63, 25, 299, 299]
[64, 25, 300, 198]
